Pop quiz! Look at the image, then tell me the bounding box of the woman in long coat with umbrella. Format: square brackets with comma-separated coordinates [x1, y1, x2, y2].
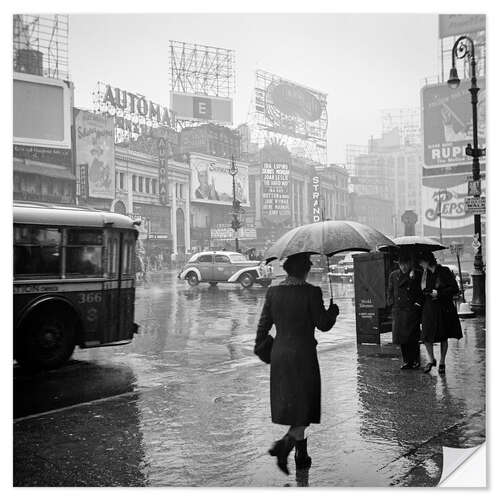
[418, 250, 463, 374]
[254, 253, 339, 475]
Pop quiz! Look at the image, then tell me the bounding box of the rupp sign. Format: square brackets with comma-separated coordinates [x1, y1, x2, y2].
[421, 78, 486, 169]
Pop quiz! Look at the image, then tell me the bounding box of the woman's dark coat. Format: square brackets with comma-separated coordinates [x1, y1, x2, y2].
[387, 269, 424, 345]
[421, 265, 463, 343]
[255, 283, 336, 426]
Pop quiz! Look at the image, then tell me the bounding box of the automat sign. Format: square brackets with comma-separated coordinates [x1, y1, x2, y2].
[95, 82, 176, 142]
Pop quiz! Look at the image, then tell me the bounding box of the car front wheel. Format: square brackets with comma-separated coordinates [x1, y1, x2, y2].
[187, 272, 200, 286]
[239, 272, 255, 288]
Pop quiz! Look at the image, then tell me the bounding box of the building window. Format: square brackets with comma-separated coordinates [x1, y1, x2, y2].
[132, 175, 137, 192]
[152, 179, 157, 194]
[145, 178, 150, 194]
[138, 177, 143, 192]
[120, 173, 125, 190]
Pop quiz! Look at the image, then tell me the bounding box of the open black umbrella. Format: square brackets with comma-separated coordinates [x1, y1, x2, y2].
[264, 220, 395, 297]
[381, 236, 447, 253]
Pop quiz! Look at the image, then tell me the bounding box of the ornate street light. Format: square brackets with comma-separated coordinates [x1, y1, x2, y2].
[447, 35, 485, 313]
[229, 155, 241, 253]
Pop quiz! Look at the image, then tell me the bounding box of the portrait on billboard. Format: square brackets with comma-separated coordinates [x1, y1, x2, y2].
[190, 154, 249, 206]
[74, 109, 115, 199]
[421, 79, 486, 167]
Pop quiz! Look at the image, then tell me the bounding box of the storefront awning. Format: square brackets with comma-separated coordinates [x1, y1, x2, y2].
[14, 158, 75, 180]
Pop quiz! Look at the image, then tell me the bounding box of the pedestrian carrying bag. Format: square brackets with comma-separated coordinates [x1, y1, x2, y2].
[254, 334, 273, 364]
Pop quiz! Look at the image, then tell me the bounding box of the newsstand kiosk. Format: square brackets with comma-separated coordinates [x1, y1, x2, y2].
[353, 252, 394, 344]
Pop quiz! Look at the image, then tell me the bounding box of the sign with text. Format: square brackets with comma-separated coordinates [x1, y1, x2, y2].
[13, 144, 72, 168]
[261, 162, 291, 224]
[465, 196, 486, 214]
[210, 224, 257, 241]
[421, 79, 486, 171]
[311, 173, 321, 222]
[190, 153, 249, 207]
[171, 91, 233, 125]
[422, 173, 486, 239]
[95, 82, 176, 143]
[158, 137, 168, 205]
[74, 109, 115, 199]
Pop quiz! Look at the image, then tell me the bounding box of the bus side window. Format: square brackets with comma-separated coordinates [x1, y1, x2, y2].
[66, 229, 104, 276]
[109, 237, 118, 276]
[14, 226, 61, 277]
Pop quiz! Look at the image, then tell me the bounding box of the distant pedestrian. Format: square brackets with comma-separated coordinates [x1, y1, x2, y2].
[170, 252, 177, 269]
[254, 253, 339, 475]
[418, 251, 463, 374]
[387, 253, 423, 370]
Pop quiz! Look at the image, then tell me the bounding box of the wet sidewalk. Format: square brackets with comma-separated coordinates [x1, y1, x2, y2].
[14, 276, 485, 487]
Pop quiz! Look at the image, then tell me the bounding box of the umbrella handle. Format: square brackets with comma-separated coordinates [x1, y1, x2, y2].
[326, 255, 333, 300]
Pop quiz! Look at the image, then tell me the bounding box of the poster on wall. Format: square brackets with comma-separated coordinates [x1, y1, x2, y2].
[261, 162, 291, 224]
[422, 173, 485, 240]
[190, 154, 249, 206]
[421, 79, 486, 170]
[74, 109, 115, 199]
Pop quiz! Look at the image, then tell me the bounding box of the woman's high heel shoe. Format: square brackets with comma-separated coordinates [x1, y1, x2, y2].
[268, 434, 296, 475]
[423, 359, 437, 373]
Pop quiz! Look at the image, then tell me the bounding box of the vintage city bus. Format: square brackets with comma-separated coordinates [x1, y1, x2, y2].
[13, 202, 140, 369]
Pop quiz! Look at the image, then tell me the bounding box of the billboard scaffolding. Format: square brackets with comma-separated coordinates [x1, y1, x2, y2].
[250, 70, 328, 165]
[13, 14, 69, 80]
[169, 40, 235, 128]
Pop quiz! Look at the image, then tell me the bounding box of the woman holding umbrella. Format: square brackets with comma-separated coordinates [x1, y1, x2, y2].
[254, 253, 339, 475]
[418, 250, 463, 374]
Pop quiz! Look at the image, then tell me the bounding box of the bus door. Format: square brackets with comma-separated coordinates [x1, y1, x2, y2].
[103, 229, 122, 343]
[118, 230, 136, 340]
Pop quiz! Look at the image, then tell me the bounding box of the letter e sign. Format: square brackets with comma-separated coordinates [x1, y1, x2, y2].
[193, 96, 212, 119]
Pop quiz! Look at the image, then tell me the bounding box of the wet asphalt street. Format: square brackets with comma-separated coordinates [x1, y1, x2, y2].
[14, 271, 485, 487]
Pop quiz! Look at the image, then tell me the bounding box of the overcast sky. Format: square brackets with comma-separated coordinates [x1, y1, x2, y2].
[69, 13, 439, 162]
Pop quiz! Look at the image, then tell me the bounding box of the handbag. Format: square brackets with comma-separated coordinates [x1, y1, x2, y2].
[254, 334, 273, 364]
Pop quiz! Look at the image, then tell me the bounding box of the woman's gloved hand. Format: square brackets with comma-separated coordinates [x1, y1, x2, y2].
[328, 299, 340, 317]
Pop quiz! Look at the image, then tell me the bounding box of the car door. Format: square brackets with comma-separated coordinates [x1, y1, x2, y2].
[196, 253, 214, 281]
[213, 254, 233, 281]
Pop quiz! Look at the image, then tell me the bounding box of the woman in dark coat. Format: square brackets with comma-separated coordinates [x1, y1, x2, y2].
[418, 251, 463, 374]
[387, 253, 424, 369]
[254, 253, 339, 475]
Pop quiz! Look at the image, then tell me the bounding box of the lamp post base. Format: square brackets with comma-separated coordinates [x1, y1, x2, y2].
[470, 269, 486, 314]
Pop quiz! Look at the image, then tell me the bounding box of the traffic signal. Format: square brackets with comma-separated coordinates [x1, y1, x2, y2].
[231, 217, 242, 231]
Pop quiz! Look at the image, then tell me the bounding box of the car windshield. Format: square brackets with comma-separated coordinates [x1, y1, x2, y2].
[229, 253, 247, 263]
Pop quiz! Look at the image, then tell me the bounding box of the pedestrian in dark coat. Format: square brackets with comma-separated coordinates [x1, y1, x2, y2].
[254, 252, 339, 475]
[387, 254, 424, 369]
[418, 251, 463, 374]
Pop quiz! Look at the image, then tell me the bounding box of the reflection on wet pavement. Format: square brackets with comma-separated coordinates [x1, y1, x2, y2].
[14, 272, 485, 486]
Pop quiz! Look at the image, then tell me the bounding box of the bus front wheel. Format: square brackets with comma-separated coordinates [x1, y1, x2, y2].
[16, 309, 76, 370]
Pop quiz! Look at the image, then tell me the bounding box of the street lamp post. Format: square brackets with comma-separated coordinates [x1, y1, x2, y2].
[229, 155, 241, 253]
[447, 35, 486, 313]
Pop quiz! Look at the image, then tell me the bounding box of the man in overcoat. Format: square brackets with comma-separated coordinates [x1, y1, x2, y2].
[387, 253, 424, 369]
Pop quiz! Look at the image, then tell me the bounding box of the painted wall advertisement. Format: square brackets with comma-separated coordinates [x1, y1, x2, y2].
[422, 173, 485, 240]
[261, 162, 291, 224]
[74, 109, 115, 199]
[190, 153, 249, 206]
[421, 79, 486, 170]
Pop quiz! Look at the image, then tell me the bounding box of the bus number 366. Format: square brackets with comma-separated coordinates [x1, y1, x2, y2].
[78, 292, 103, 304]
